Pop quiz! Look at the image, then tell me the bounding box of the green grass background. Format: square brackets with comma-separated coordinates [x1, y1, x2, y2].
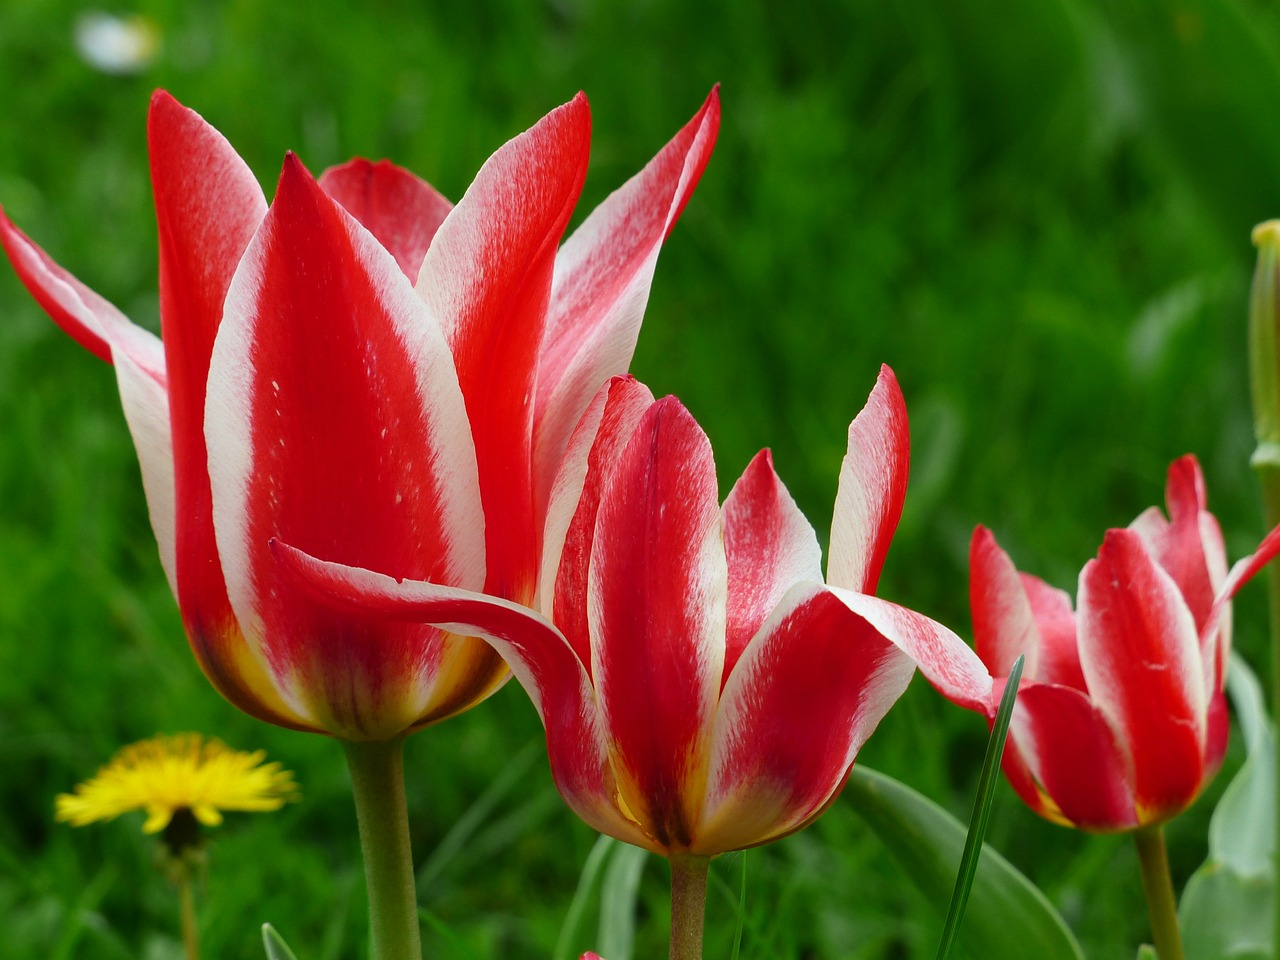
[2, 0, 1279, 956]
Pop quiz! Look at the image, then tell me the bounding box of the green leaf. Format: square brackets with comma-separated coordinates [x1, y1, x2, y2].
[1137, 945, 1158, 960]
[845, 767, 1083, 960]
[262, 924, 300, 960]
[935, 654, 1025, 960]
[1180, 865, 1273, 960]
[597, 843, 649, 960]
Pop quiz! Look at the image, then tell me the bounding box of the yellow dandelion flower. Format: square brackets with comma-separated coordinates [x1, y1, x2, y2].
[56, 733, 299, 834]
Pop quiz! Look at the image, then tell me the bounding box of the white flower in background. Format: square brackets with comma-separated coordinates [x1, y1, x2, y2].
[74, 12, 159, 75]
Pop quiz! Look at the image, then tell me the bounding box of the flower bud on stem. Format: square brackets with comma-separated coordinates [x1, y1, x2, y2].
[1249, 220, 1280, 960]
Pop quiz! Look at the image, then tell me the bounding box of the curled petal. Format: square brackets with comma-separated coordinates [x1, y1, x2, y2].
[699, 582, 914, 854]
[828, 365, 909, 594]
[1077, 529, 1205, 820]
[270, 542, 649, 847]
[533, 87, 721, 520]
[0, 210, 165, 378]
[1199, 522, 1280, 686]
[826, 585, 994, 713]
[721, 450, 822, 679]
[320, 158, 452, 282]
[589, 397, 727, 851]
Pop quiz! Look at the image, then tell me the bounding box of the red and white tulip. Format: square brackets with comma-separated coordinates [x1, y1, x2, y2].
[962, 456, 1280, 830]
[0, 88, 719, 741]
[275, 367, 992, 854]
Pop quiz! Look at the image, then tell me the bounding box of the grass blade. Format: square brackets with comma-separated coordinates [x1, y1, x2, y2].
[934, 653, 1025, 960]
[554, 834, 616, 960]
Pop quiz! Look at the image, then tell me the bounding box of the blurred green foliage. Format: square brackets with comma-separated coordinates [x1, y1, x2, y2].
[1, 0, 1278, 956]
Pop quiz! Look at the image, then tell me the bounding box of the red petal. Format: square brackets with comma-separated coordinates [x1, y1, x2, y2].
[319, 158, 452, 281]
[147, 90, 268, 680]
[969, 526, 1042, 680]
[721, 450, 822, 681]
[0, 209, 166, 378]
[827, 586, 994, 712]
[589, 397, 727, 851]
[271, 542, 650, 847]
[207, 155, 490, 739]
[417, 93, 592, 606]
[827, 365, 909, 593]
[1131, 455, 1218, 632]
[532, 88, 720, 520]
[1011, 682, 1138, 831]
[540, 375, 655, 673]
[1021, 573, 1084, 690]
[698, 583, 914, 853]
[1077, 529, 1206, 820]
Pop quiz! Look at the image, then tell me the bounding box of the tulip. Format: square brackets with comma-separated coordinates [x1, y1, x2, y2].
[958, 456, 1280, 960]
[1, 89, 719, 960]
[965, 455, 1279, 832]
[1, 88, 719, 739]
[274, 366, 993, 959]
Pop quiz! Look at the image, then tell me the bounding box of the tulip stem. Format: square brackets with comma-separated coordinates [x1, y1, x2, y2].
[669, 854, 710, 960]
[343, 737, 423, 960]
[1133, 825, 1185, 960]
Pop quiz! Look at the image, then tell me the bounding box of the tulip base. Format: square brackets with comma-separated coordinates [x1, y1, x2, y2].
[1134, 825, 1185, 960]
[669, 854, 710, 960]
[343, 737, 423, 960]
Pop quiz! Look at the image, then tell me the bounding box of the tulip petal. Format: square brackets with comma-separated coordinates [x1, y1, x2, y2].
[0, 210, 166, 377]
[538, 375, 655, 670]
[1008, 682, 1138, 831]
[1020, 573, 1085, 690]
[1077, 529, 1205, 820]
[208, 155, 489, 739]
[147, 90, 269, 669]
[721, 450, 822, 680]
[699, 582, 915, 854]
[417, 93, 592, 605]
[270, 541, 650, 848]
[828, 365, 909, 594]
[532, 88, 721, 520]
[1199, 523, 1280, 683]
[825, 585, 994, 712]
[113, 350, 178, 596]
[589, 397, 728, 851]
[1130, 455, 1218, 631]
[319, 159, 452, 282]
[969, 526, 1042, 680]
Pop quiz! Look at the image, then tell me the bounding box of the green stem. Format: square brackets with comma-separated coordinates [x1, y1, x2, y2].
[178, 868, 199, 960]
[1255, 451, 1280, 960]
[1134, 825, 1185, 960]
[669, 855, 710, 960]
[343, 737, 423, 960]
